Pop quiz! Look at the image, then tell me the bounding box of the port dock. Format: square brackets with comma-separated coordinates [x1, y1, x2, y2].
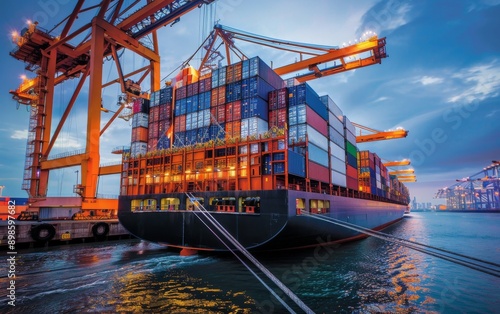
[0, 219, 132, 249]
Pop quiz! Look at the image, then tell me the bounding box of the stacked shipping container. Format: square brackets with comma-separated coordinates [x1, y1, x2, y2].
[132, 57, 409, 203]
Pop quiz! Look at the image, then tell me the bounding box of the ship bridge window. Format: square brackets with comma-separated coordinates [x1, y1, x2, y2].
[187, 197, 204, 211]
[210, 197, 236, 212]
[144, 199, 158, 211]
[309, 199, 330, 214]
[161, 197, 180, 210]
[295, 198, 305, 215]
[240, 196, 260, 214]
[131, 199, 142, 212]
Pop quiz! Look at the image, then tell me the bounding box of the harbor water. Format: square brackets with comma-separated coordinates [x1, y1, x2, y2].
[1, 212, 499, 313]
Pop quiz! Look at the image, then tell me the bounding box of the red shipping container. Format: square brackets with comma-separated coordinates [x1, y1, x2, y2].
[199, 77, 212, 93]
[306, 106, 328, 137]
[308, 161, 330, 183]
[226, 103, 233, 122]
[174, 115, 186, 132]
[179, 115, 186, 132]
[132, 99, 142, 114]
[346, 176, 358, 190]
[277, 88, 288, 109]
[234, 62, 242, 82]
[346, 164, 358, 179]
[269, 110, 277, 128]
[226, 65, 235, 84]
[176, 85, 187, 99]
[217, 105, 226, 123]
[149, 106, 159, 123]
[269, 90, 278, 110]
[277, 108, 287, 128]
[159, 104, 172, 120]
[148, 138, 158, 152]
[217, 86, 226, 106]
[192, 81, 199, 95]
[211, 89, 218, 107]
[233, 100, 241, 121]
[148, 122, 158, 139]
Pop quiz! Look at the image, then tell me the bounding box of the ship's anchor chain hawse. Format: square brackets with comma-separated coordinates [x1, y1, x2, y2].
[186, 192, 315, 314]
[299, 210, 500, 278]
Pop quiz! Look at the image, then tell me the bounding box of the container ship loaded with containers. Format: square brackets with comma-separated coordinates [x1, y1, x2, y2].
[118, 57, 410, 252]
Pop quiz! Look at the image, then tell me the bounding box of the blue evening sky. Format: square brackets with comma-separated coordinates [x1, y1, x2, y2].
[0, 0, 499, 204]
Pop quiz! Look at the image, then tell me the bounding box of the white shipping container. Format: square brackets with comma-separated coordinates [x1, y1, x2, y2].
[285, 77, 300, 87]
[329, 141, 346, 162]
[288, 106, 298, 125]
[132, 113, 149, 128]
[345, 129, 356, 145]
[320, 95, 343, 121]
[296, 104, 306, 124]
[331, 155, 346, 173]
[329, 111, 344, 134]
[307, 125, 328, 151]
[330, 127, 345, 149]
[186, 113, 193, 131]
[331, 170, 347, 187]
[343, 116, 356, 134]
[203, 109, 211, 127]
[241, 117, 268, 138]
[191, 111, 198, 130]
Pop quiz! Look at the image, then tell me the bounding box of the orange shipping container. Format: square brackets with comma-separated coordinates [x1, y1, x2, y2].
[132, 127, 148, 142]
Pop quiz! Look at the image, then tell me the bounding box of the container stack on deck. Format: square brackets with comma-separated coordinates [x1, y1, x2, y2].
[124, 56, 409, 203]
[130, 98, 150, 157]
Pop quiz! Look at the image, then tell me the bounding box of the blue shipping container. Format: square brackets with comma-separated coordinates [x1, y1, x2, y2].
[288, 149, 306, 177]
[248, 56, 284, 89]
[241, 77, 275, 100]
[226, 81, 242, 103]
[273, 162, 285, 174]
[211, 68, 219, 88]
[241, 97, 269, 120]
[288, 83, 328, 120]
[347, 153, 357, 169]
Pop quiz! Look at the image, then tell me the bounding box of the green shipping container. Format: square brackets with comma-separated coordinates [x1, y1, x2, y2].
[345, 140, 357, 157]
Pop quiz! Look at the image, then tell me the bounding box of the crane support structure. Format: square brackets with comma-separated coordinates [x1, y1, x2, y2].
[389, 169, 415, 176]
[352, 122, 408, 143]
[10, 0, 213, 210]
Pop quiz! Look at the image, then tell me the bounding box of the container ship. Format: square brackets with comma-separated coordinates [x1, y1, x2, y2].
[117, 57, 410, 252]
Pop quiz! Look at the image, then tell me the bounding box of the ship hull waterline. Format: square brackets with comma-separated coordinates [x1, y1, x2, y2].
[118, 189, 406, 252]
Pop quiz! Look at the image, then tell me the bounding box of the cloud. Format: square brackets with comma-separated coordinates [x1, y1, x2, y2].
[486, 109, 500, 118]
[373, 96, 389, 103]
[448, 60, 500, 103]
[11, 129, 28, 140]
[358, 1, 414, 35]
[418, 76, 443, 85]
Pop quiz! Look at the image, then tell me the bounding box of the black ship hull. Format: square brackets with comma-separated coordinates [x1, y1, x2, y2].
[118, 189, 406, 251]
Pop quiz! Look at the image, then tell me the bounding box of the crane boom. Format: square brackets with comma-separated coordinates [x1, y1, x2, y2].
[352, 122, 408, 143]
[199, 24, 387, 82]
[383, 160, 411, 167]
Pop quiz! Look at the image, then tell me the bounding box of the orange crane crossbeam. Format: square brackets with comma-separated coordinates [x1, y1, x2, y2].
[383, 160, 411, 167]
[356, 130, 409, 143]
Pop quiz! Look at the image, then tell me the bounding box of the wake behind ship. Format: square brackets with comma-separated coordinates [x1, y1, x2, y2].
[118, 57, 410, 252]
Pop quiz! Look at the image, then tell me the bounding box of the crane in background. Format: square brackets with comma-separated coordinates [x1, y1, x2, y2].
[9, 0, 214, 214]
[383, 159, 411, 167]
[352, 122, 408, 143]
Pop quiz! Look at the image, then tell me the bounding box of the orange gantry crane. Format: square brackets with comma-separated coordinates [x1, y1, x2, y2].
[10, 1, 389, 214]
[9, 0, 214, 212]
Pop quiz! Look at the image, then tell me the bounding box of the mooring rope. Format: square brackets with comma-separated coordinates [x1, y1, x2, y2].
[186, 193, 314, 314]
[299, 210, 500, 278]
